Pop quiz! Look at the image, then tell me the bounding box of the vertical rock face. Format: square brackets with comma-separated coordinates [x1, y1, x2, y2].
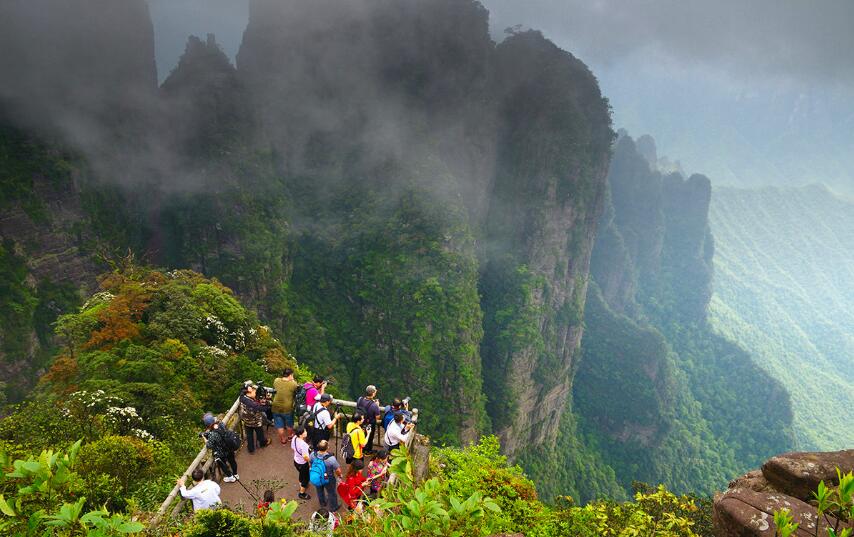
[480, 32, 613, 456]
[568, 132, 794, 498]
[237, 3, 613, 450]
[599, 134, 713, 324]
[0, 0, 157, 403]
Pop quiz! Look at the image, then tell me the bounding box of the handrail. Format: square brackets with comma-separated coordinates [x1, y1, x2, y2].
[150, 396, 242, 526]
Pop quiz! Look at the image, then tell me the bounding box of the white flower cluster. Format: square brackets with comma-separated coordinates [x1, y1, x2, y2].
[200, 345, 228, 358]
[106, 406, 140, 419]
[66, 390, 121, 411]
[203, 314, 253, 353]
[82, 292, 115, 310]
[131, 428, 154, 440]
[166, 270, 180, 279]
[104, 405, 145, 436]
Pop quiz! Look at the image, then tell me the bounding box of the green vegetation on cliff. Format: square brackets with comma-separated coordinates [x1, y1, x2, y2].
[1, 266, 297, 515]
[709, 185, 854, 449]
[532, 134, 794, 502]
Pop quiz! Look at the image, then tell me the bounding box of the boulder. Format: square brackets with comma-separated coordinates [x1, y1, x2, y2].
[761, 449, 854, 501]
[714, 450, 854, 537]
[714, 488, 842, 536]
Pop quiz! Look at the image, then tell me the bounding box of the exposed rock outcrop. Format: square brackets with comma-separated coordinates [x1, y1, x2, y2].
[714, 449, 854, 536]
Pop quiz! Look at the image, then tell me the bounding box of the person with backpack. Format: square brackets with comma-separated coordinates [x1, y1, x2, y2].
[305, 375, 327, 409]
[309, 439, 342, 512]
[356, 385, 381, 454]
[310, 394, 342, 450]
[201, 412, 239, 483]
[291, 426, 312, 500]
[383, 411, 414, 453]
[240, 383, 272, 453]
[272, 368, 299, 444]
[342, 412, 368, 464]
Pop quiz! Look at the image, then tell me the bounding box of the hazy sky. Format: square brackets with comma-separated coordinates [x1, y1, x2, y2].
[148, 0, 854, 192]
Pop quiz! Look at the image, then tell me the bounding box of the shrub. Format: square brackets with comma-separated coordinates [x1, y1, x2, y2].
[182, 509, 253, 537]
[77, 435, 154, 503]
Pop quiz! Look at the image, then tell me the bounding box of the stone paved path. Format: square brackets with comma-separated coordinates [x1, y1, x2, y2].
[218, 428, 350, 522]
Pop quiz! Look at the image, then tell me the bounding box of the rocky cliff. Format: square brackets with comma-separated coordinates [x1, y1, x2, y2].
[522, 133, 793, 501]
[714, 449, 854, 536]
[480, 30, 612, 456]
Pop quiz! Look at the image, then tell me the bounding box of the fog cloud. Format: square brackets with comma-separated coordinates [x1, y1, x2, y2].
[482, 0, 854, 84]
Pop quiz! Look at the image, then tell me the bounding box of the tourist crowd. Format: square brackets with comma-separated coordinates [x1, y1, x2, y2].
[179, 368, 416, 527]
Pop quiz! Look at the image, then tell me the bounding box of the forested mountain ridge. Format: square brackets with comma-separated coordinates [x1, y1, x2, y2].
[0, 0, 613, 456]
[710, 184, 854, 450]
[519, 134, 794, 503]
[0, 0, 806, 506]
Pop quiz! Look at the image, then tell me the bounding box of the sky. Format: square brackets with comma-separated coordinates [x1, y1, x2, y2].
[147, 0, 854, 193]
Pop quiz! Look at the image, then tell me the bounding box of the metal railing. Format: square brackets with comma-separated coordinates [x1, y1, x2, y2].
[151, 396, 242, 526]
[151, 394, 419, 526]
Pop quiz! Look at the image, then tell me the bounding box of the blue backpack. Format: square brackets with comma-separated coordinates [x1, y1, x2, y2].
[309, 453, 331, 487]
[382, 408, 395, 430]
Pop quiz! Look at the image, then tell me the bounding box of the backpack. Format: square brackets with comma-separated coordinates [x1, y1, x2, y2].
[340, 428, 356, 461]
[294, 383, 309, 417]
[309, 453, 331, 487]
[300, 402, 326, 431]
[222, 427, 241, 451]
[382, 408, 395, 430]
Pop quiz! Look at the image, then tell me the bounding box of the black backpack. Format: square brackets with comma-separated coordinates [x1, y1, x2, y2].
[294, 383, 309, 417]
[340, 428, 356, 461]
[221, 427, 241, 451]
[301, 403, 326, 431]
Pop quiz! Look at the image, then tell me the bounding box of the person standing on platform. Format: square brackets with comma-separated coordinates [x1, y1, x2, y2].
[356, 385, 381, 454]
[272, 368, 299, 444]
[309, 439, 342, 513]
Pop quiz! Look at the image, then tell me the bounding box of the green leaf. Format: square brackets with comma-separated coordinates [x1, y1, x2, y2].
[0, 495, 16, 517]
[117, 520, 144, 533]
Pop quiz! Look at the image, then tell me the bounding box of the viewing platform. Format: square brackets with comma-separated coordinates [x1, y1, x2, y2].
[152, 396, 427, 526]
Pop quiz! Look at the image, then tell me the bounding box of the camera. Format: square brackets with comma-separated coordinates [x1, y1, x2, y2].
[401, 397, 411, 408]
[256, 381, 277, 399]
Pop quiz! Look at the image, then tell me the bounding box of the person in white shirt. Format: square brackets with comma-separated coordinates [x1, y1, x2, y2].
[178, 468, 222, 511]
[383, 411, 414, 452]
[311, 394, 342, 449]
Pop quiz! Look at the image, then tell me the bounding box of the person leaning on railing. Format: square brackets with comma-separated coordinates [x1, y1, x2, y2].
[177, 468, 221, 511]
[383, 411, 414, 453]
[201, 412, 239, 482]
[356, 385, 382, 454]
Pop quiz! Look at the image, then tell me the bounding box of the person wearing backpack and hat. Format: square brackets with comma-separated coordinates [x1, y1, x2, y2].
[310, 393, 342, 450]
[309, 439, 342, 512]
[201, 412, 239, 483]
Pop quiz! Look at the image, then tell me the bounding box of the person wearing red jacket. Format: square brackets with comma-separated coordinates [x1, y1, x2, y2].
[337, 460, 367, 512]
